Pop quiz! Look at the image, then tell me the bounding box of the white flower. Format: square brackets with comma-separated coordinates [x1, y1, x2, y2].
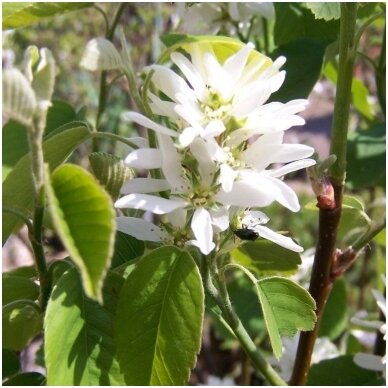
[145, 42, 306, 148]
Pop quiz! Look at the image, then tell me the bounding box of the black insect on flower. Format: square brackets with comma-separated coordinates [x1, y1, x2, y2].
[233, 224, 260, 241]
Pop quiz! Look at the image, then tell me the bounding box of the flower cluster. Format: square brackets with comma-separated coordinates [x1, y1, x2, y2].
[115, 42, 315, 255]
[176, 3, 275, 38]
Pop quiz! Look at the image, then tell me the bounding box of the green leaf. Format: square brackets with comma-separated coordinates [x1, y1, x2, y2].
[3, 300, 42, 351]
[269, 38, 326, 102]
[2, 2, 92, 29]
[2, 275, 39, 305]
[45, 100, 77, 135]
[307, 355, 384, 385]
[319, 279, 348, 340]
[3, 265, 37, 279]
[80, 38, 123, 71]
[351, 78, 376, 121]
[45, 268, 125, 385]
[3, 372, 46, 386]
[374, 229, 386, 248]
[115, 246, 204, 385]
[2, 120, 30, 181]
[2, 124, 91, 244]
[305, 3, 341, 20]
[45, 164, 115, 302]
[89, 152, 134, 201]
[111, 231, 144, 268]
[274, 3, 340, 46]
[231, 240, 301, 276]
[2, 69, 36, 126]
[47, 258, 74, 285]
[255, 277, 316, 359]
[346, 123, 386, 189]
[2, 349, 21, 380]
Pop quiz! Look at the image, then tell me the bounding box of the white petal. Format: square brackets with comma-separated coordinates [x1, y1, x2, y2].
[242, 211, 269, 226]
[122, 111, 178, 137]
[371, 289, 386, 316]
[216, 180, 276, 208]
[167, 208, 187, 228]
[190, 138, 217, 186]
[210, 207, 230, 232]
[223, 43, 254, 83]
[171, 52, 206, 101]
[179, 126, 200, 147]
[270, 159, 316, 178]
[204, 137, 229, 163]
[190, 208, 215, 255]
[150, 64, 195, 102]
[203, 51, 233, 100]
[116, 216, 169, 242]
[120, 178, 171, 194]
[127, 136, 149, 148]
[255, 225, 303, 252]
[219, 164, 238, 192]
[115, 193, 186, 214]
[354, 354, 385, 372]
[203, 120, 225, 138]
[157, 133, 191, 193]
[148, 93, 180, 120]
[263, 176, 300, 212]
[174, 99, 204, 127]
[125, 148, 162, 169]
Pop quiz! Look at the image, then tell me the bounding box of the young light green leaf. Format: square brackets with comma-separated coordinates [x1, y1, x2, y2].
[45, 164, 116, 302]
[89, 152, 134, 201]
[306, 3, 341, 20]
[2, 2, 92, 30]
[2, 68, 37, 126]
[3, 300, 42, 351]
[2, 275, 39, 305]
[256, 277, 316, 359]
[231, 240, 301, 276]
[3, 124, 91, 244]
[115, 246, 204, 385]
[31, 48, 56, 106]
[45, 268, 125, 385]
[80, 38, 123, 71]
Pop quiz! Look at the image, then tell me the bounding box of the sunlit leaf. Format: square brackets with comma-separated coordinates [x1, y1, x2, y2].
[255, 277, 316, 359]
[2, 124, 91, 244]
[306, 3, 341, 20]
[2, 300, 42, 351]
[80, 38, 123, 71]
[346, 123, 386, 190]
[45, 268, 125, 385]
[45, 164, 115, 302]
[115, 246, 204, 385]
[2, 2, 92, 29]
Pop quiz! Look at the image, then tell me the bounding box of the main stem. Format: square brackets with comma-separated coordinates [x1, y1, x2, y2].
[203, 258, 287, 386]
[28, 119, 50, 310]
[290, 4, 358, 385]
